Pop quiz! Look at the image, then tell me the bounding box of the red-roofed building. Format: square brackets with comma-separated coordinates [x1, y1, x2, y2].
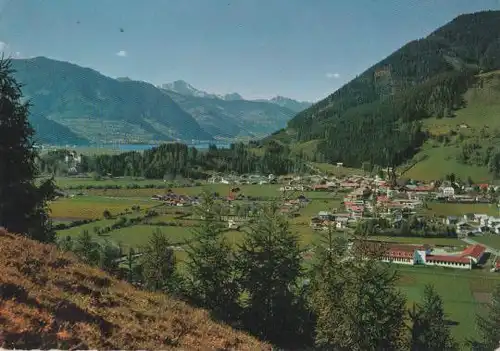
[368, 243, 484, 270]
[382, 244, 426, 265]
[425, 254, 472, 269]
[459, 244, 486, 264]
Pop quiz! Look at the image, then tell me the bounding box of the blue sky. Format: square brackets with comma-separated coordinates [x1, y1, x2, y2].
[0, 0, 499, 101]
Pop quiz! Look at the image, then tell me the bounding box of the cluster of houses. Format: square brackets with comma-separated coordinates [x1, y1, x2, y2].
[208, 174, 277, 185]
[445, 214, 500, 237]
[305, 172, 500, 234]
[151, 191, 199, 206]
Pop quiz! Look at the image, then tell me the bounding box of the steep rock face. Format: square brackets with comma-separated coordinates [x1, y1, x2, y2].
[282, 10, 500, 167]
[0, 229, 270, 350]
[11, 57, 212, 144]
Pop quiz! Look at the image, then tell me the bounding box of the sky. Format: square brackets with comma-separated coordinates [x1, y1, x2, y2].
[0, 0, 499, 102]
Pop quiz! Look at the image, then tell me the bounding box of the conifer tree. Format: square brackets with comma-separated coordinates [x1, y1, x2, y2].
[74, 230, 100, 265]
[58, 235, 74, 252]
[185, 191, 239, 321]
[310, 233, 407, 350]
[0, 58, 55, 242]
[98, 240, 121, 275]
[409, 284, 458, 351]
[477, 284, 500, 350]
[139, 228, 176, 292]
[236, 202, 304, 346]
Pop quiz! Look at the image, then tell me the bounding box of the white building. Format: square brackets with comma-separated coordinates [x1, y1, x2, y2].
[442, 187, 455, 197]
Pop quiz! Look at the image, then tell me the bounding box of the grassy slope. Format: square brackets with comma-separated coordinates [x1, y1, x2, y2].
[0, 229, 269, 350]
[404, 71, 500, 181]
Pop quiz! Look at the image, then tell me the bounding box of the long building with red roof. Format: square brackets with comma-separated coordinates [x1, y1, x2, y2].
[377, 243, 486, 270]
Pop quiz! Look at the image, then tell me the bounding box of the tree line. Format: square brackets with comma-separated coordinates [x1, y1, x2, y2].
[39, 140, 307, 179]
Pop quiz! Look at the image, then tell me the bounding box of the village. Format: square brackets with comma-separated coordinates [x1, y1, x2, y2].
[203, 169, 500, 273]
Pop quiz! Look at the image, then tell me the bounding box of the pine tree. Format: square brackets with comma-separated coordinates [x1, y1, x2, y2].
[236, 202, 304, 346]
[185, 191, 239, 321]
[98, 240, 121, 275]
[74, 230, 100, 265]
[410, 284, 458, 351]
[58, 235, 74, 252]
[311, 233, 407, 350]
[139, 228, 176, 292]
[477, 284, 500, 350]
[0, 58, 55, 242]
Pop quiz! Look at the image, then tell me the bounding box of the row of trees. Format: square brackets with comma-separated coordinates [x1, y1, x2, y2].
[355, 216, 457, 238]
[61, 192, 500, 350]
[39, 140, 305, 179]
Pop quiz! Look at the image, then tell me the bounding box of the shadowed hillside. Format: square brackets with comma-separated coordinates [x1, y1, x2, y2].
[0, 229, 270, 350]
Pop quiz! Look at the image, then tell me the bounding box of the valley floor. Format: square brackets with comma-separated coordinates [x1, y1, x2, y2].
[51, 177, 500, 345]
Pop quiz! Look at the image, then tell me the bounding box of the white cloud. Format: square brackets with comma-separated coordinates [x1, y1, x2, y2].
[326, 72, 340, 79]
[0, 41, 7, 52]
[116, 50, 127, 57]
[14, 51, 20, 58]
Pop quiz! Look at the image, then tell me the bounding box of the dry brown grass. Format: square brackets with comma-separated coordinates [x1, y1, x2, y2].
[0, 228, 270, 350]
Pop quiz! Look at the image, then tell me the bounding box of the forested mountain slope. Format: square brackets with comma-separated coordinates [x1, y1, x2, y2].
[0, 229, 270, 350]
[11, 57, 212, 144]
[282, 10, 500, 169]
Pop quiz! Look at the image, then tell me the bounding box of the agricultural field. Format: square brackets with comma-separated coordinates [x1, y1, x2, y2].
[396, 265, 500, 343]
[54, 176, 167, 189]
[49, 196, 158, 220]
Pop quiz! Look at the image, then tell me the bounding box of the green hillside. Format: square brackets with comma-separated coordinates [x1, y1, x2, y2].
[11, 57, 212, 144]
[278, 10, 500, 177]
[403, 70, 500, 181]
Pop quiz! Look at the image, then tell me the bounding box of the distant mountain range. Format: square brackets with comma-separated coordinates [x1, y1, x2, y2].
[8, 57, 311, 146]
[159, 80, 312, 112]
[159, 80, 311, 138]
